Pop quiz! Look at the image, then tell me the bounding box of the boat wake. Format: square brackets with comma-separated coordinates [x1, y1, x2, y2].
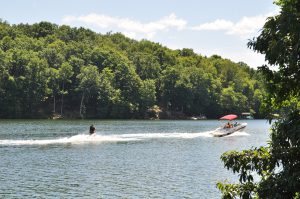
[0, 134, 137, 146]
[227, 131, 249, 137]
[0, 130, 249, 146]
[0, 131, 212, 146]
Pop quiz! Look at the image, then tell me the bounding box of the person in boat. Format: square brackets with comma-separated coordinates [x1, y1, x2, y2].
[234, 121, 238, 127]
[225, 122, 230, 128]
[89, 125, 96, 135]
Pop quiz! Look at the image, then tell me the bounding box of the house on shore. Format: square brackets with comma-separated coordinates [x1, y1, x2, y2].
[241, 112, 253, 119]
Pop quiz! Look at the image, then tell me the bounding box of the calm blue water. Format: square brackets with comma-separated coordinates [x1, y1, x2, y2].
[0, 120, 271, 198]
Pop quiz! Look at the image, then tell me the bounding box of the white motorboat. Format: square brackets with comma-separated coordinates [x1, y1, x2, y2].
[211, 122, 247, 137]
[211, 114, 247, 137]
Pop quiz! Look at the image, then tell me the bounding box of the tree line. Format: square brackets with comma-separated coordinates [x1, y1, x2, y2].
[0, 20, 266, 119]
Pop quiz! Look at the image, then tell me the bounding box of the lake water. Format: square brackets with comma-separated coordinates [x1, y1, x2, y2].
[0, 119, 271, 198]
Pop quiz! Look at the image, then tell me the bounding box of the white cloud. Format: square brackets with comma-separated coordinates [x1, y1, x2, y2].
[62, 13, 186, 39]
[191, 11, 277, 38]
[193, 46, 266, 68]
[192, 19, 234, 31]
[227, 15, 267, 38]
[61, 10, 279, 67]
[62, 11, 278, 40]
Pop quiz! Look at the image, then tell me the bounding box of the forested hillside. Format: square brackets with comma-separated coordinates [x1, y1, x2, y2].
[0, 20, 266, 119]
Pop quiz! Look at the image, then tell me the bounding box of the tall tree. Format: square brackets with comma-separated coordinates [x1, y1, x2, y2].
[138, 79, 156, 116]
[96, 68, 121, 118]
[218, 1, 300, 198]
[77, 65, 100, 118]
[47, 67, 59, 114]
[58, 61, 73, 116]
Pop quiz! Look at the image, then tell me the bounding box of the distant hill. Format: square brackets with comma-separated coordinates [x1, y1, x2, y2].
[0, 20, 266, 119]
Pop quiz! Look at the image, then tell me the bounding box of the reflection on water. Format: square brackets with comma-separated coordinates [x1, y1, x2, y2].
[0, 119, 270, 198]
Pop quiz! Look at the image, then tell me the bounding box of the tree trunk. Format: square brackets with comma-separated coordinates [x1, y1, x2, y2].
[60, 81, 64, 116]
[80, 92, 85, 118]
[53, 93, 56, 113]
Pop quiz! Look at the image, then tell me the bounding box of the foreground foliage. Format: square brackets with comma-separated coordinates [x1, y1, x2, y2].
[218, 0, 300, 198]
[218, 112, 300, 198]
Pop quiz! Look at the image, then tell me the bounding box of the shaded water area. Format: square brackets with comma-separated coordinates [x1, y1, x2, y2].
[0, 119, 270, 198]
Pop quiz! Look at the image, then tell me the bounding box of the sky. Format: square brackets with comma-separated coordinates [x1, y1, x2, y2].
[0, 0, 279, 68]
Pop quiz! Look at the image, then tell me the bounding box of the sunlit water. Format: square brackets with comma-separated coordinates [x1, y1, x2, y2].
[0, 119, 271, 198]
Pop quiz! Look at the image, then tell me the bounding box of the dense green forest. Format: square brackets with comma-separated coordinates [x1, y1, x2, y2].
[0, 19, 266, 119]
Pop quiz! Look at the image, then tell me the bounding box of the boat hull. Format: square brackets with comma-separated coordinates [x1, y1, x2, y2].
[211, 123, 247, 137]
